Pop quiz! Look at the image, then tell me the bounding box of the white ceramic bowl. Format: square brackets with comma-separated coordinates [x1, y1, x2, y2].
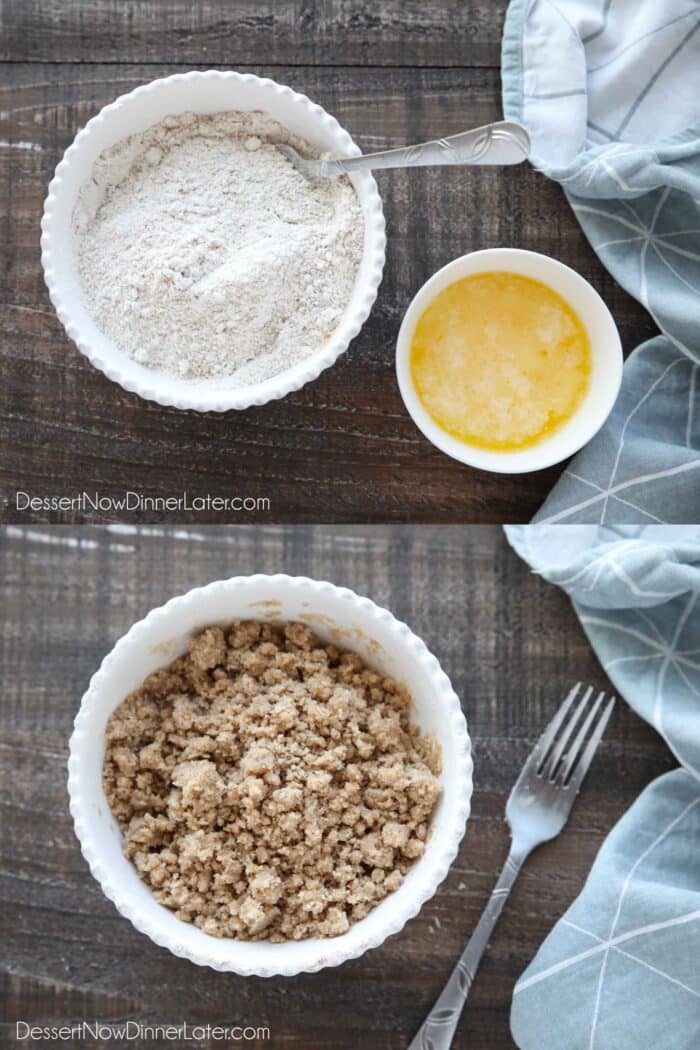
[68, 575, 472, 976]
[41, 71, 386, 411]
[396, 248, 623, 473]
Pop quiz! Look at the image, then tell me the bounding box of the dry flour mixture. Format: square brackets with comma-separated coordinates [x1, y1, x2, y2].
[72, 111, 364, 384]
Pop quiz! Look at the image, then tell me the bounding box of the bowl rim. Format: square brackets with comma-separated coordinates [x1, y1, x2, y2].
[41, 69, 386, 412]
[395, 246, 624, 474]
[67, 573, 473, 976]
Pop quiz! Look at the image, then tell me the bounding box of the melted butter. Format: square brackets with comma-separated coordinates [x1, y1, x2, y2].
[409, 271, 592, 452]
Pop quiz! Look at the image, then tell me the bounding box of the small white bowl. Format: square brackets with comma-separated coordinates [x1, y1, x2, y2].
[396, 248, 623, 474]
[68, 574, 472, 976]
[41, 71, 386, 412]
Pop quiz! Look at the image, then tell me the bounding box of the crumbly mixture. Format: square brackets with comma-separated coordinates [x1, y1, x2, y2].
[103, 621, 441, 941]
[73, 111, 364, 384]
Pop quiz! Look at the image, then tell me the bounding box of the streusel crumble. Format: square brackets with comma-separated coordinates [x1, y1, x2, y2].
[103, 620, 441, 941]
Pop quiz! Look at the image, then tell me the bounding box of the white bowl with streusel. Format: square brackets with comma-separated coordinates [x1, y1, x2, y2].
[68, 575, 472, 977]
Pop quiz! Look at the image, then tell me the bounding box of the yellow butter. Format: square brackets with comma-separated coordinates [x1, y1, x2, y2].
[409, 271, 592, 452]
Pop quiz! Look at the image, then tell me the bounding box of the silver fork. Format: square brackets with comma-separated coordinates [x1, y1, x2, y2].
[409, 683, 616, 1050]
[276, 120, 530, 179]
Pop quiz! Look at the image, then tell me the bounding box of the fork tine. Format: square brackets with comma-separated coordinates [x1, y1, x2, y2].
[566, 696, 616, 793]
[544, 685, 594, 780]
[277, 144, 310, 174]
[559, 690, 606, 784]
[532, 683, 581, 771]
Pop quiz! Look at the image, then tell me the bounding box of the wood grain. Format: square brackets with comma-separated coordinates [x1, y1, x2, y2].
[0, 58, 656, 524]
[2, 1, 504, 68]
[0, 525, 675, 1049]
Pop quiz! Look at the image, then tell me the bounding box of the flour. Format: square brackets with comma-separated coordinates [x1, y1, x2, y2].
[72, 111, 364, 384]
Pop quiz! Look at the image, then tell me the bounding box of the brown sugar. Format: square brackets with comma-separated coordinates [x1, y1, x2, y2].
[102, 620, 441, 941]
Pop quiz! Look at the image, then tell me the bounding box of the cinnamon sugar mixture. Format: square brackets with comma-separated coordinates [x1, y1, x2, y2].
[103, 620, 441, 941]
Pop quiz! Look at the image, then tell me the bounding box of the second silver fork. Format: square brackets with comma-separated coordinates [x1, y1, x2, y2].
[409, 683, 616, 1050]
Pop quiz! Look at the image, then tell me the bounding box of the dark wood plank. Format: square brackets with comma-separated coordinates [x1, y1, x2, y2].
[0, 525, 675, 1049]
[1, 1, 505, 68]
[0, 63, 656, 525]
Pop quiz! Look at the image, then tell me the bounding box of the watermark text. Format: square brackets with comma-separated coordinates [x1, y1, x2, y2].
[16, 1021, 270, 1042]
[12, 490, 271, 515]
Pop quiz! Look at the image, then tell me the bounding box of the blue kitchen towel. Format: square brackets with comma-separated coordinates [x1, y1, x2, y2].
[506, 525, 700, 1050]
[502, 0, 700, 523]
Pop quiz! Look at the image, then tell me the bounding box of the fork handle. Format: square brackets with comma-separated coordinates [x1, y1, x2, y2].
[408, 848, 529, 1050]
[333, 121, 530, 173]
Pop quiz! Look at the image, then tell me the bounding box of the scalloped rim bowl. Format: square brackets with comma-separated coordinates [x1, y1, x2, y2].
[41, 71, 386, 411]
[68, 574, 472, 976]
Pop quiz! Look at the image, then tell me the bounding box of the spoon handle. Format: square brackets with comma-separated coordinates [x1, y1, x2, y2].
[334, 121, 530, 174]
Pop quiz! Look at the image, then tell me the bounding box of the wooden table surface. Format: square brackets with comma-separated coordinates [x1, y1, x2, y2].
[0, 2, 656, 525]
[0, 524, 675, 1049]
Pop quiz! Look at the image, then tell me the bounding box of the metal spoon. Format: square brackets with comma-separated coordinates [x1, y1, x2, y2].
[276, 120, 530, 179]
